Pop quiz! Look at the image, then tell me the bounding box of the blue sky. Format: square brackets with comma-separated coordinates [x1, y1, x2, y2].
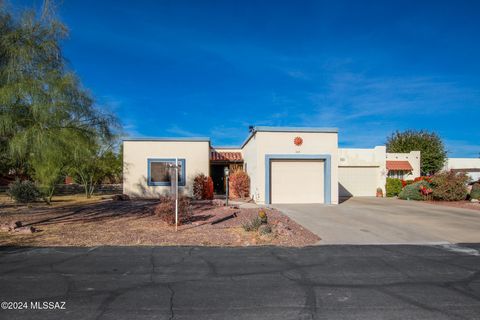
[11, 0, 480, 156]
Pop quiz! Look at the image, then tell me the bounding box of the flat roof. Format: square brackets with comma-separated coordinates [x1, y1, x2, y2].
[241, 126, 339, 148]
[123, 137, 210, 142]
[254, 126, 338, 133]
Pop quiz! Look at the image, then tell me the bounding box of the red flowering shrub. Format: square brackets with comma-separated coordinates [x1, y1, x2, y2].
[414, 176, 432, 183]
[155, 195, 192, 225]
[229, 170, 250, 199]
[401, 179, 414, 188]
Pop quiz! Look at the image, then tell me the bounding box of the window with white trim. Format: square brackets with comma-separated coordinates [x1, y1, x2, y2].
[148, 159, 186, 186]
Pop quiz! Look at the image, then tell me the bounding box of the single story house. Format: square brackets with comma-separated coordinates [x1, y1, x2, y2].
[444, 158, 480, 182]
[123, 126, 421, 204]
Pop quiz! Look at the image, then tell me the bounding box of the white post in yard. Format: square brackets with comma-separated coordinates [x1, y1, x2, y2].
[175, 157, 179, 232]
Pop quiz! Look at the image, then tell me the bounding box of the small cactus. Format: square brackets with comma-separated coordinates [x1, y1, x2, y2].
[258, 210, 268, 224]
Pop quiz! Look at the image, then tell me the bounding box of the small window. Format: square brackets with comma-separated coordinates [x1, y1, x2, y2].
[148, 159, 186, 186]
[388, 170, 405, 179]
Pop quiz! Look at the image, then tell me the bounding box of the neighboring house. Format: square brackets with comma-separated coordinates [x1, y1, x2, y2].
[123, 126, 421, 204]
[444, 158, 480, 182]
[386, 151, 421, 180]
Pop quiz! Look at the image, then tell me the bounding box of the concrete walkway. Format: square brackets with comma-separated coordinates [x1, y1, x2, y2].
[273, 197, 480, 245]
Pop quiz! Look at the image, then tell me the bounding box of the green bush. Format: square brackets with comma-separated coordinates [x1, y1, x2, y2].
[242, 217, 262, 232]
[259, 224, 272, 235]
[469, 183, 480, 200]
[430, 171, 469, 201]
[398, 181, 430, 201]
[386, 178, 403, 197]
[7, 180, 40, 203]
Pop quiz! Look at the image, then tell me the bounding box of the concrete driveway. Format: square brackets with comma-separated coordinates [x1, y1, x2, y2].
[273, 197, 480, 245]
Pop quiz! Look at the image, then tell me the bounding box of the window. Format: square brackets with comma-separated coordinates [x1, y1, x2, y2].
[388, 170, 405, 179]
[148, 159, 186, 186]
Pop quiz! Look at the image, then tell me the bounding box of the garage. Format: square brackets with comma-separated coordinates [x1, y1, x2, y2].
[270, 160, 325, 204]
[338, 166, 379, 197]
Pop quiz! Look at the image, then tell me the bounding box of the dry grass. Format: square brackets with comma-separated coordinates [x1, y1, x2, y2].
[0, 196, 319, 247]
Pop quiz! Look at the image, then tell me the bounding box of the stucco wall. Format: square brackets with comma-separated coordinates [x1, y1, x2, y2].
[248, 131, 339, 205]
[445, 158, 480, 181]
[241, 134, 258, 201]
[338, 146, 387, 194]
[386, 151, 421, 179]
[123, 140, 210, 198]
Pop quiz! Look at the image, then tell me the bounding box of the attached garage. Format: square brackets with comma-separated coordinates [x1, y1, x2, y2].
[265, 154, 332, 205]
[338, 166, 379, 197]
[270, 160, 325, 204]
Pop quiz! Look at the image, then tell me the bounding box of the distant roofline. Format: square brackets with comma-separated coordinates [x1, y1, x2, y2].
[123, 137, 210, 142]
[211, 146, 242, 149]
[241, 126, 339, 148]
[254, 126, 338, 133]
[123, 126, 339, 147]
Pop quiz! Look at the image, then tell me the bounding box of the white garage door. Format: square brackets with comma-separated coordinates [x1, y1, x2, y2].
[339, 166, 378, 197]
[271, 160, 324, 204]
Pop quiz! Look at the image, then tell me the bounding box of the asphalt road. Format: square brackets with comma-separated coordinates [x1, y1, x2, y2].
[1, 244, 480, 320]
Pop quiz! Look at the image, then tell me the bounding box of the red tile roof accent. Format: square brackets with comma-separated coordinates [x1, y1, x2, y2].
[386, 160, 413, 171]
[210, 151, 243, 162]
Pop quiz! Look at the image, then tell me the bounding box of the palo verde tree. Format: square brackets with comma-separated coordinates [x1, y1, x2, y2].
[67, 139, 122, 198]
[386, 130, 447, 175]
[0, 1, 118, 203]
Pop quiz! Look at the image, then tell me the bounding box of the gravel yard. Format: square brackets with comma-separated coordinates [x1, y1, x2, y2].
[0, 196, 319, 247]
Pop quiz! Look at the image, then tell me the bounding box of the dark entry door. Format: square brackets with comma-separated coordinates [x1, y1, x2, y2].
[211, 165, 227, 194]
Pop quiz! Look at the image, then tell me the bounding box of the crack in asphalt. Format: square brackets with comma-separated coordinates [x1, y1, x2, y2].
[1, 246, 479, 319]
[167, 283, 175, 320]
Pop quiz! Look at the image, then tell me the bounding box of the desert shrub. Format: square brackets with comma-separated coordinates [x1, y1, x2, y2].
[242, 216, 262, 232]
[386, 178, 403, 197]
[204, 177, 214, 200]
[229, 170, 250, 199]
[192, 174, 214, 200]
[471, 183, 480, 200]
[155, 195, 192, 225]
[259, 224, 272, 235]
[430, 171, 469, 201]
[398, 181, 430, 201]
[193, 174, 207, 200]
[258, 210, 268, 224]
[7, 180, 40, 203]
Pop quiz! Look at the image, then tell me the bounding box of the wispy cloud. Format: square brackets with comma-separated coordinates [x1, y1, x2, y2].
[166, 125, 204, 137]
[444, 139, 480, 158]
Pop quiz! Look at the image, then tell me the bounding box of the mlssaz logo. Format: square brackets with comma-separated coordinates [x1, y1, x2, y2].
[294, 136, 303, 146]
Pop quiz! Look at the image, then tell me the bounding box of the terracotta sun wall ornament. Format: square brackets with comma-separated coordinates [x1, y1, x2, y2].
[294, 136, 303, 146]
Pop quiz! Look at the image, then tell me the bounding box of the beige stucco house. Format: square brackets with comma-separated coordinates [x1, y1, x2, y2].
[444, 158, 480, 182]
[123, 126, 422, 204]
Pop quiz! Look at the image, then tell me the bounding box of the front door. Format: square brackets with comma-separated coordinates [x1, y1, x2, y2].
[211, 164, 227, 194]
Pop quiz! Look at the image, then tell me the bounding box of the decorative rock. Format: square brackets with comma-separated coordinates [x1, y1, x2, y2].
[12, 221, 22, 228]
[112, 194, 130, 201]
[471, 199, 479, 203]
[14, 226, 36, 234]
[1, 223, 12, 232]
[275, 222, 293, 237]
